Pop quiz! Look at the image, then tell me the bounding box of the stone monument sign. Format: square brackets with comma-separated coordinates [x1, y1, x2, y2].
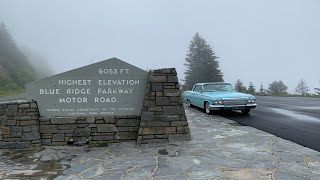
[26, 58, 148, 117]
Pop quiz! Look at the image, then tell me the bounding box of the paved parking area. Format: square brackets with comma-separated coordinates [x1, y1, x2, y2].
[1, 106, 320, 179]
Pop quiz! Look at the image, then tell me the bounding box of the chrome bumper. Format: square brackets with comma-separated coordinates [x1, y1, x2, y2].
[209, 104, 257, 109]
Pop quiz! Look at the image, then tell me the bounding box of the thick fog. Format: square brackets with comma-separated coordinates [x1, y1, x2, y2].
[0, 0, 319, 92]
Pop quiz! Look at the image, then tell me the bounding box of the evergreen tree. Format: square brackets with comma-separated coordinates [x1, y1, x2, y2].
[0, 22, 36, 90]
[268, 80, 288, 95]
[315, 88, 320, 95]
[234, 79, 247, 92]
[295, 78, 309, 96]
[247, 82, 255, 94]
[259, 83, 265, 95]
[184, 33, 223, 89]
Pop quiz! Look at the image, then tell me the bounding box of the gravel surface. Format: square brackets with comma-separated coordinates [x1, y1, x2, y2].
[0, 93, 27, 102]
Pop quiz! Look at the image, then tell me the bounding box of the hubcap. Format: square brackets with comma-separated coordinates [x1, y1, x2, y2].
[206, 103, 210, 113]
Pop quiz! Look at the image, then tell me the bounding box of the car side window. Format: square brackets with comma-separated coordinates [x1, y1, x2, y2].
[194, 85, 203, 92]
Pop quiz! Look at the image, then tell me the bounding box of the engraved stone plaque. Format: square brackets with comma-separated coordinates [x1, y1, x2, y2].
[26, 58, 148, 117]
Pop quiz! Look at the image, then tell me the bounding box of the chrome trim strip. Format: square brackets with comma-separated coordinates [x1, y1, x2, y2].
[209, 104, 257, 108]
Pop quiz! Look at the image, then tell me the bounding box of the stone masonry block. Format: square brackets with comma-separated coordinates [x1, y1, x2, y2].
[177, 126, 184, 134]
[59, 124, 78, 130]
[0, 109, 5, 116]
[148, 107, 162, 112]
[152, 83, 163, 92]
[86, 117, 95, 123]
[167, 76, 178, 83]
[149, 76, 167, 83]
[23, 125, 39, 132]
[93, 135, 114, 141]
[139, 127, 176, 135]
[52, 134, 65, 142]
[156, 97, 170, 106]
[18, 104, 30, 109]
[128, 127, 139, 132]
[154, 115, 180, 122]
[41, 134, 52, 139]
[0, 127, 10, 135]
[74, 127, 91, 137]
[181, 115, 187, 121]
[164, 89, 181, 97]
[163, 106, 185, 115]
[155, 134, 168, 139]
[14, 116, 32, 120]
[51, 117, 76, 124]
[171, 121, 189, 126]
[116, 119, 140, 127]
[40, 125, 58, 133]
[39, 117, 50, 121]
[97, 124, 118, 133]
[30, 102, 38, 109]
[6, 120, 16, 126]
[0, 116, 8, 126]
[144, 100, 156, 107]
[115, 132, 137, 140]
[11, 126, 23, 137]
[141, 112, 155, 121]
[140, 122, 146, 127]
[22, 132, 40, 141]
[19, 120, 38, 126]
[170, 68, 177, 75]
[146, 121, 170, 127]
[41, 139, 51, 145]
[161, 68, 171, 74]
[118, 127, 129, 132]
[6, 105, 17, 116]
[156, 92, 163, 96]
[184, 126, 190, 134]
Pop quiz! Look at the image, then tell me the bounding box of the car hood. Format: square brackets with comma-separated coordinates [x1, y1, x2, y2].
[202, 91, 254, 99]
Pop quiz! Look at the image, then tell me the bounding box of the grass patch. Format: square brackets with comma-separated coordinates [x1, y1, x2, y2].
[0, 88, 25, 97]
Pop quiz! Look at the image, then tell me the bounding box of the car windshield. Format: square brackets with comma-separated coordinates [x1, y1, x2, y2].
[203, 84, 234, 92]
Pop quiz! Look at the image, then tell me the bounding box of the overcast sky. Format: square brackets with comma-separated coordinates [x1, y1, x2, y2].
[0, 0, 319, 93]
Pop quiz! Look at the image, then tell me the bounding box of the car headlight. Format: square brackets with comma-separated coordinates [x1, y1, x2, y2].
[247, 98, 256, 103]
[214, 99, 223, 104]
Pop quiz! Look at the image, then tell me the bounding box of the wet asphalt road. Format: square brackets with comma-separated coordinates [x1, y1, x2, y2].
[218, 96, 320, 152]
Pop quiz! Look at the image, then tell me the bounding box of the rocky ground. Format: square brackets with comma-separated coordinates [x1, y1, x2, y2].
[1, 106, 320, 179]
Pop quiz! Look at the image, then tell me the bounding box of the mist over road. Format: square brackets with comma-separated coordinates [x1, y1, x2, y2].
[220, 96, 320, 152]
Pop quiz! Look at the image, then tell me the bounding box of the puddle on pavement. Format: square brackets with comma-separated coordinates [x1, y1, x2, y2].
[159, 149, 169, 155]
[300, 106, 320, 110]
[1, 147, 68, 179]
[270, 108, 319, 122]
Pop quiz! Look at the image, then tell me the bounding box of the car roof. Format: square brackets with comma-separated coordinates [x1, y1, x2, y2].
[195, 82, 231, 86]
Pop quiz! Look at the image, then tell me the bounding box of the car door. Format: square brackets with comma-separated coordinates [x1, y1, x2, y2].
[192, 85, 204, 108]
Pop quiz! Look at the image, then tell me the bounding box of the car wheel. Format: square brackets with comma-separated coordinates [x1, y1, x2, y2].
[204, 101, 212, 114]
[241, 109, 251, 115]
[187, 99, 193, 107]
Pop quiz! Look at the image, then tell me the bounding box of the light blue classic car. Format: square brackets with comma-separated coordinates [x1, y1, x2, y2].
[183, 82, 257, 114]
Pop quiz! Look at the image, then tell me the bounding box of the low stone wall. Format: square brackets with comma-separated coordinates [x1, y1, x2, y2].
[39, 115, 140, 146]
[0, 100, 141, 148]
[0, 100, 40, 149]
[138, 68, 191, 143]
[0, 68, 191, 148]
